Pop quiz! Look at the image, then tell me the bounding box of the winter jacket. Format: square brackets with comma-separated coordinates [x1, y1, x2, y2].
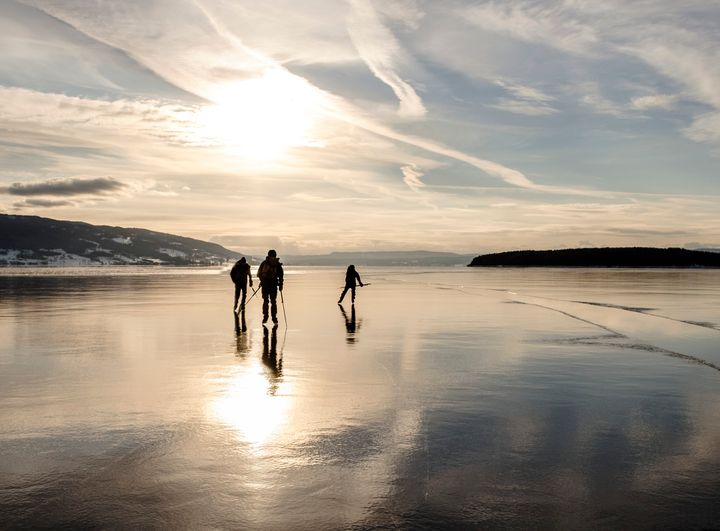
[345, 269, 362, 287]
[258, 256, 284, 290]
[230, 261, 252, 286]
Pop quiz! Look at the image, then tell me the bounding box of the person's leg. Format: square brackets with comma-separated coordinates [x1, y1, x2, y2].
[262, 286, 269, 322]
[351, 286, 356, 303]
[270, 288, 278, 323]
[240, 285, 247, 310]
[338, 286, 349, 303]
[234, 284, 240, 312]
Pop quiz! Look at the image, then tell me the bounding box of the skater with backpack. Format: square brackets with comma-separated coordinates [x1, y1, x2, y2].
[257, 249, 284, 324]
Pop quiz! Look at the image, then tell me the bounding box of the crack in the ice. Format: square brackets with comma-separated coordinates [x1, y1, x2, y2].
[570, 300, 720, 332]
[515, 300, 720, 374]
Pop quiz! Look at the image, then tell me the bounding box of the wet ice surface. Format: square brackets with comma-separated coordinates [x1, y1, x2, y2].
[1, 267, 719, 529]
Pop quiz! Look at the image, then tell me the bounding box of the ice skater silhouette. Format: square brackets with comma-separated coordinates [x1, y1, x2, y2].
[230, 257, 253, 313]
[338, 265, 363, 304]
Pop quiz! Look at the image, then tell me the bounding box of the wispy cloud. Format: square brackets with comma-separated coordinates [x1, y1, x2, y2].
[491, 80, 557, 115]
[496, 80, 555, 103]
[337, 107, 537, 188]
[683, 112, 720, 146]
[13, 198, 75, 208]
[456, 1, 720, 147]
[574, 82, 629, 117]
[489, 98, 558, 116]
[3, 176, 126, 196]
[0, 86, 198, 144]
[630, 94, 678, 111]
[401, 164, 424, 191]
[347, 0, 426, 118]
[462, 2, 598, 55]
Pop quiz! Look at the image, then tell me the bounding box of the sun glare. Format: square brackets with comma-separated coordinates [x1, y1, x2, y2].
[211, 365, 292, 450]
[195, 71, 324, 160]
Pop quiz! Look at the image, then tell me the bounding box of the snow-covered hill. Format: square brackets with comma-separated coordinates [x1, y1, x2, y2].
[0, 214, 242, 266]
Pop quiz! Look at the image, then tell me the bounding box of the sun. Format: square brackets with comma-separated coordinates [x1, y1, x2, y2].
[194, 70, 324, 160]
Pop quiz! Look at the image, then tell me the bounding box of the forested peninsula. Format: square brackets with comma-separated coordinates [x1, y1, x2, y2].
[468, 247, 720, 268]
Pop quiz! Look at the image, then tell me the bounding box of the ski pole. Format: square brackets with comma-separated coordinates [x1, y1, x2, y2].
[246, 283, 261, 304]
[280, 289, 288, 327]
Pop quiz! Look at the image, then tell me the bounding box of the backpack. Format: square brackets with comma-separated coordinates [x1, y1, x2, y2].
[258, 260, 277, 284]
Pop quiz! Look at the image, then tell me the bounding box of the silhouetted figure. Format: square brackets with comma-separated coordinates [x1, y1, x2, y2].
[257, 249, 284, 324]
[338, 265, 363, 304]
[339, 304, 362, 344]
[230, 257, 253, 313]
[262, 324, 282, 395]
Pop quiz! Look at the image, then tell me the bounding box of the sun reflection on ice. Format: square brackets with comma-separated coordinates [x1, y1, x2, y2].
[211, 361, 292, 450]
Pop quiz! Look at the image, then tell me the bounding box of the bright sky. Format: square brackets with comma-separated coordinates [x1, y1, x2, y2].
[1, 0, 719, 254]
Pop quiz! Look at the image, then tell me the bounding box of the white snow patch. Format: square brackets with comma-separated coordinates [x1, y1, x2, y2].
[0, 249, 21, 261]
[44, 250, 94, 266]
[158, 248, 187, 258]
[113, 237, 132, 245]
[112, 254, 135, 263]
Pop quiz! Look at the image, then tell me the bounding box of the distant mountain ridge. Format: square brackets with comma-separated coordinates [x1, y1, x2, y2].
[469, 247, 720, 268]
[284, 250, 474, 266]
[0, 214, 242, 266]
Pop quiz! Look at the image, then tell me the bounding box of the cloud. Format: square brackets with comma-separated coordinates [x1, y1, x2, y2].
[489, 98, 558, 116]
[491, 80, 558, 115]
[347, 0, 426, 118]
[630, 94, 677, 110]
[496, 80, 555, 103]
[574, 82, 629, 117]
[454, 1, 720, 143]
[684, 112, 720, 145]
[401, 164, 424, 191]
[462, 2, 598, 55]
[623, 36, 720, 109]
[0, 86, 199, 144]
[3, 176, 127, 196]
[13, 198, 74, 208]
[339, 108, 537, 188]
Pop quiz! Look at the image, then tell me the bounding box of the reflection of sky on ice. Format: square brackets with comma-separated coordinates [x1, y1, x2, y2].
[1, 267, 720, 528]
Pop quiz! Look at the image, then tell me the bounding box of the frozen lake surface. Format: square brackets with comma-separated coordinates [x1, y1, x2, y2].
[1, 267, 720, 529]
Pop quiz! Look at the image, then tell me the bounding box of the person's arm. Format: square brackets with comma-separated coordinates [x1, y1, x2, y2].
[278, 264, 284, 291]
[356, 271, 363, 287]
[247, 264, 253, 287]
